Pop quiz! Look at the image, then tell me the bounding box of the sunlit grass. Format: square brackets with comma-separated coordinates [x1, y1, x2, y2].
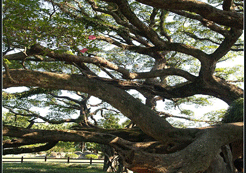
[3, 162, 106, 173]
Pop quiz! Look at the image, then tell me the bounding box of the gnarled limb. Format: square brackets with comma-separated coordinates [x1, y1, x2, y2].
[3, 69, 243, 109]
[3, 122, 243, 172]
[109, 123, 243, 172]
[134, 0, 243, 29]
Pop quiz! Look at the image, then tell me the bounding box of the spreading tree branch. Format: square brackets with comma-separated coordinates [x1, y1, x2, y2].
[134, 0, 243, 29]
[3, 141, 58, 155]
[3, 123, 243, 172]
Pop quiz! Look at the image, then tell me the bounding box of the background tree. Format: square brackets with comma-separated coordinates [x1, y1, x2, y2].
[2, 0, 243, 172]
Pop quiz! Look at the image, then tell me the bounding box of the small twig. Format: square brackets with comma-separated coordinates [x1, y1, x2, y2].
[91, 107, 120, 115]
[21, 47, 29, 70]
[89, 101, 103, 107]
[33, 55, 44, 61]
[22, 47, 28, 56]
[89, 115, 98, 126]
[49, 0, 57, 19]
[158, 111, 218, 124]
[26, 121, 35, 129]
[98, 65, 116, 79]
[3, 60, 19, 84]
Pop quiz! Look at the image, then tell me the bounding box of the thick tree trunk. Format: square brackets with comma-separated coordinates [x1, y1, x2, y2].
[102, 145, 118, 172]
[204, 152, 232, 173]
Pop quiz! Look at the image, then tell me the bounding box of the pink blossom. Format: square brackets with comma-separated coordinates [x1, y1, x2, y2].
[80, 48, 88, 53]
[88, 35, 96, 40]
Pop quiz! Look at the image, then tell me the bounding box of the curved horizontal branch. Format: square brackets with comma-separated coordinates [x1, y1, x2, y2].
[96, 36, 165, 60]
[171, 10, 230, 37]
[3, 106, 78, 124]
[135, 0, 243, 29]
[90, 107, 120, 116]
[3, 123, 243, 172]
[3, 141, 58, 155]
[3, 69, 175, 143]
[3, 68, 243, 106]
[2, 125, 156, 145]
[3, 43, 199, 82]
[5, 43, 209, 73]
[184, 31, 243, 51]
[28, 44, 132, 78]
[52, 99, 80, 110]
[132, 68, 197, 81]
[6, 43, 209, 78]
[158, 111, 217, 124]
[145, 77, 243, 104]
[49, 93, 81, 104]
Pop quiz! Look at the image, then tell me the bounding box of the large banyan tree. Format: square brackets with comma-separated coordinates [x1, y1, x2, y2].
[2, 0, 244, 172]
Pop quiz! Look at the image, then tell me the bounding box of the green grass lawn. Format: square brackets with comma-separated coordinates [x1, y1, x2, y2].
[3, 162, 107, 173]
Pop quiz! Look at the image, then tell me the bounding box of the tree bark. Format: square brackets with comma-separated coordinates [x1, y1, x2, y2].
[3, 122, 243, 173]
[2, 0, 243, 172]
[134, 0, 243, 29]
[3, 69, 175, 144]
